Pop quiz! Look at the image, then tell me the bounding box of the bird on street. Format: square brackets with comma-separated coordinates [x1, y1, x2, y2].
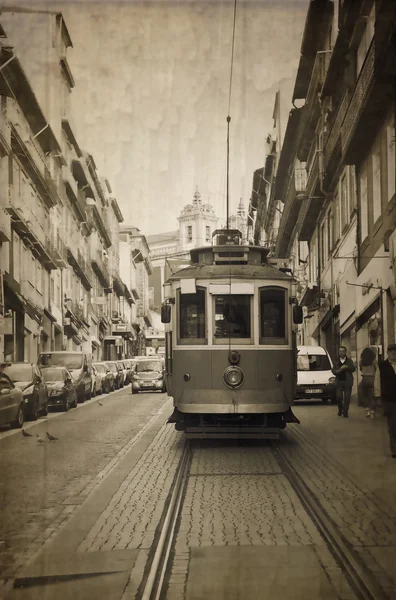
[21, 429, 33, 437]
[36, 434, 45, 444]
[46, 432, 58, 441]
[98, 400, 103, 406]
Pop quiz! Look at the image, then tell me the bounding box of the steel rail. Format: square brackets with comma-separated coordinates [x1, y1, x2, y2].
[141, 441, 191, 600]
[273, 444, 390, 600]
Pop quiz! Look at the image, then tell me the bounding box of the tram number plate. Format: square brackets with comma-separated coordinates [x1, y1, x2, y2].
[305, 388, 322, 394]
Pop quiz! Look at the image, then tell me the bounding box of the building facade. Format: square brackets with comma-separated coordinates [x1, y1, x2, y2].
[257, 0, 396, 371]
[0, 13, 151, 363]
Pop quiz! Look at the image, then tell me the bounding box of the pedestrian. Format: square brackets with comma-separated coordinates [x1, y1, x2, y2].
[332, 346, 356, 418]
[358, 347, 379, 419]
[375, 343, 396, 458]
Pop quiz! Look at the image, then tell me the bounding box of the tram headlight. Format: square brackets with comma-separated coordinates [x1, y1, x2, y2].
[223, 366, 244, 389]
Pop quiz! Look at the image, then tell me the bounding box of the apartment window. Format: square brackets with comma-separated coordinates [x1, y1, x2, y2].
[349, 166, 357, 212]
[320, 222, 326, 265]
[340, 173, 349, 231]
[333, 191, 341, 244]
[50, 276, 55, 302]
[205, 225, 210, 242]
[12, 232, 21, 282]
[387, 113, 395, 202]
[36, 263, 43, 294]
[359, 160, 368, 241]
[372, 138, 382, 223]
[187, 225, 192, 243]
[327, 211, 332, 256]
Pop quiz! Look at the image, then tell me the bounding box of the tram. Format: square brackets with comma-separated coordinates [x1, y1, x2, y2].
[161, 228, 303, 438]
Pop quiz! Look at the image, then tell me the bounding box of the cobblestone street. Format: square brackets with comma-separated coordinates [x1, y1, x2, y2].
[1, 399, 395, 599]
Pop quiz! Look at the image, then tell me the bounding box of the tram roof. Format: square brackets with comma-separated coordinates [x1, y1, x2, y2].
[166, 263, 293, 282]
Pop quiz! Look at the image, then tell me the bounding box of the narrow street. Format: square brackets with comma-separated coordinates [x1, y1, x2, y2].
[1, 399, 395, 599]
[0, 386, 170, 589]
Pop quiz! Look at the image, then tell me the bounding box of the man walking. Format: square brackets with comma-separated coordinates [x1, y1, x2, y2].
[375, 343, 396, 458]
[333, 346, 356, 418]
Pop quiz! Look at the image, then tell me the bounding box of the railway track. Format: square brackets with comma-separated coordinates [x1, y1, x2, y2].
[138, 439, 390, 600]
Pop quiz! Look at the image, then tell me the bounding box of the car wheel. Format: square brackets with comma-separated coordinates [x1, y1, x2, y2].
[71, 394, 78, 408]
[86, 389, 92, 400]
[63, 398, 69, 412]
[41, 401, 48, 416]
[131, 388, 137, 394]
[11, 404, 24, 429]
[78, 392, 85, 404]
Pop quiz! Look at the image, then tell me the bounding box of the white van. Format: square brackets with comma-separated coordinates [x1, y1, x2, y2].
[295, 345, 337, 404]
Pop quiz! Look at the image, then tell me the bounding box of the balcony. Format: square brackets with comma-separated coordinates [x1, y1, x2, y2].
[62, 165, 79, 203]
[341, 40, 375, 159]
[0, 109, 11, 155]
[275, 168, 307, 257]
[0, 207, 11, 242]
[66, 245, 94, 290]
[323, 89, 350, 178]
[92, 204, 112, 248]
[305, 52, 327, 120]
[50, 230, 68, 268]
[112, 269, 124, 296]
[91, 250, 111, 289]
[7, 191, 59, 269]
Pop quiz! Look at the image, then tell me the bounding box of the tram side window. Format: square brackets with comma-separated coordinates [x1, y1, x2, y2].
[179, 289, 206, 343]
[214, 295, 251, 339]
[260, 287, 287, 345]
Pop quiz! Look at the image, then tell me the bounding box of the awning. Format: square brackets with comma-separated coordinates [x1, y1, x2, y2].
[299, 285, 318, 308]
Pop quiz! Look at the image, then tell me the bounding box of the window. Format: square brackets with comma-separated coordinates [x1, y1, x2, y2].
[372, 138, 382, 223]
[214, 295, 251, 341]
[387, 114, 395, 202]
[340, 173, 349, 231]
[327, 211, 332, 256]
[333, 191, 341, 244]
[321, 222, 326, 266]
[187, 225, 192, 243]
[36, 262, 42, 294]
[359, 161, 368, 241]
[179, 288, 206, 342]
[206, 225, 210, 242]
[260, 287, 287, 345]
[12, 232, 21, 282]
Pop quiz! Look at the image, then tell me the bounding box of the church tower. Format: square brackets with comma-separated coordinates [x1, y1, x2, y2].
[178, 187, 218, 251]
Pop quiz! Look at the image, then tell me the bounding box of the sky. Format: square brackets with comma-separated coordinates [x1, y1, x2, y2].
[4, 0, 309, 236]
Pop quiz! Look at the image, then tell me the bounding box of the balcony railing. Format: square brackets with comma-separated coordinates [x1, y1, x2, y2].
[50, 230, 68, 268]
[294, 167, 307, 193]
[7, 188, 59, 269]
[305, 52, 327, 112]
[66, 244, 94, 289]
[0, 207, 11, 242]
[323, 89, 350, 171]
[91, 250, 111, 289]
[341, 40, 375, 156]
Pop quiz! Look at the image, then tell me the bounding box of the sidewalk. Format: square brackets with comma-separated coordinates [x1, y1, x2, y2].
[289, 401, 396, 598]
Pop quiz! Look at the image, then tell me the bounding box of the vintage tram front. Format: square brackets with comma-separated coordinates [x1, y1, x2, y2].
[161, 229, 302, 438]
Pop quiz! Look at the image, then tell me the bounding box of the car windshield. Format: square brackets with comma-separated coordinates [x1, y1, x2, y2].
[94, 364, 105, 372]
[39, 354, 83, 370]
[297, 354, 331, 371]
[107, 363, 117, 372]
[3, 364, 33, 382]
[136, 361, 162, 373]
[42, 368, 65, 382]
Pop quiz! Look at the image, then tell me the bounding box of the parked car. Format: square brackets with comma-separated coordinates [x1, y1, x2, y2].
[295, 345, 337, 404]
[42, 367, 77, 411]
[91, 364, 103, 396]
[38, 352, 93, 403]
[131, 358, 166, 394]
[2, 363, 48, 420]
[105, 361, 123, 389]
[116, 360, 128, 387]
[0, 372, 24, 428]
[94, 363, 114, 393]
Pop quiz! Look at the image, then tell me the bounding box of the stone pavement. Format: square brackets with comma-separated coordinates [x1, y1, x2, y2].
[286, 401, 396, 598]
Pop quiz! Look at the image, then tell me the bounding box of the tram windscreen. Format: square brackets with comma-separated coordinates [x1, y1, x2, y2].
[179, 289, 206, 340]
[214, 295, 251, 338]
[260, 288, 287, 344]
